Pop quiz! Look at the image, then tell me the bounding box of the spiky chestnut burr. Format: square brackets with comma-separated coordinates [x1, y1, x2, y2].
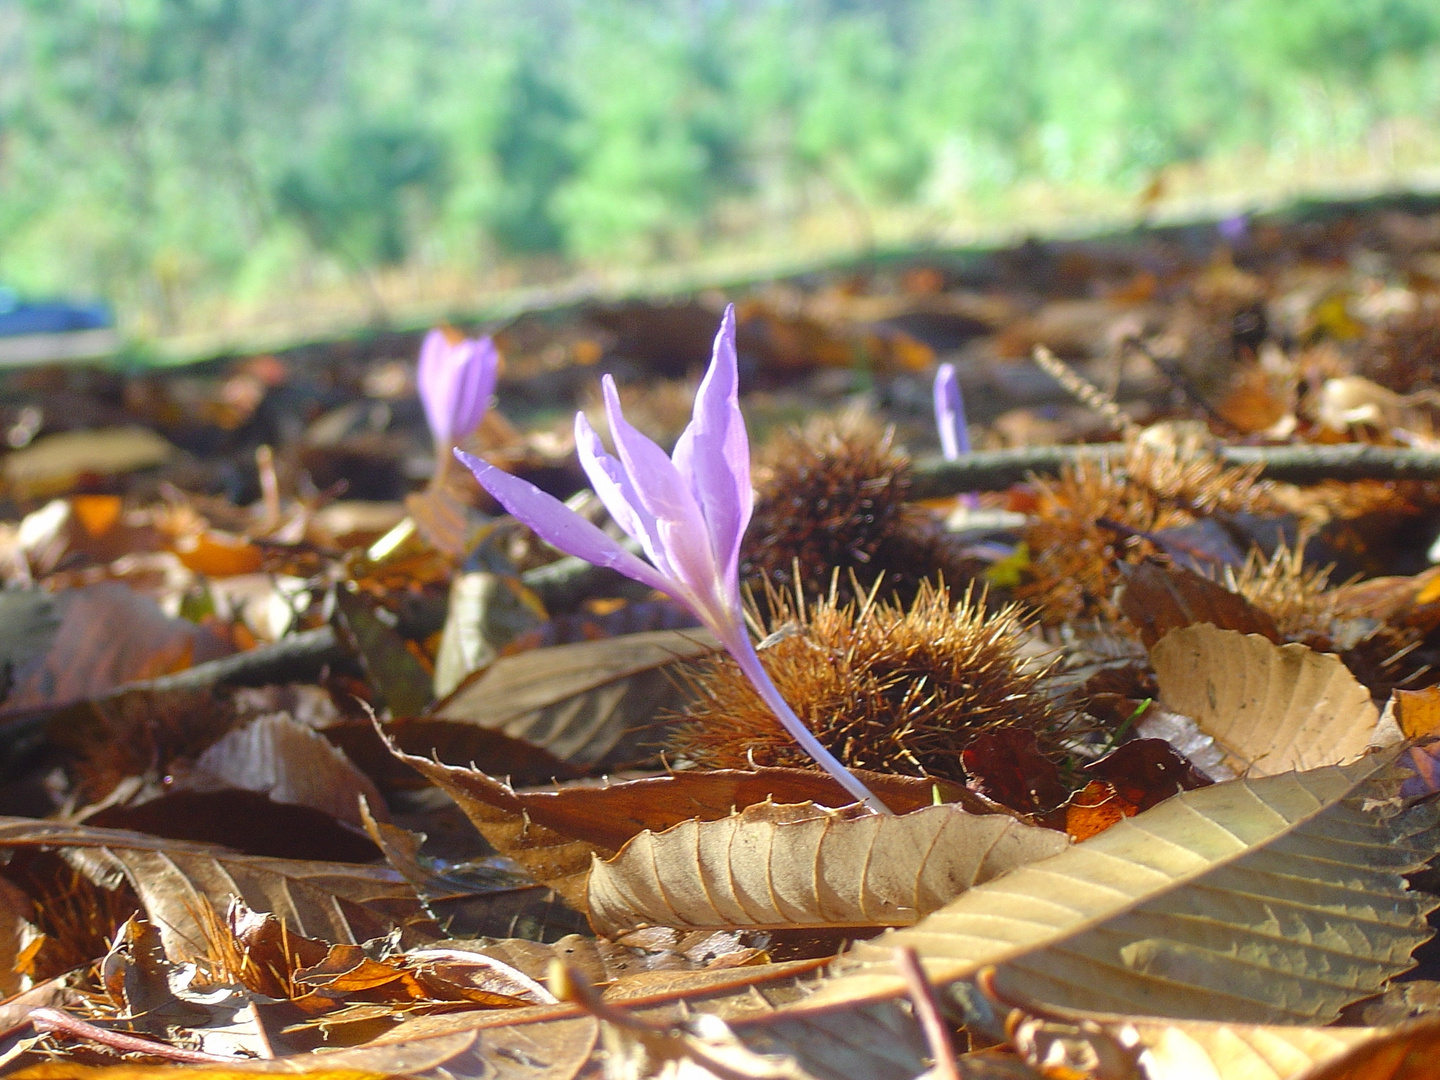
[1019, 442, 1284, 624]
[739, 413, 969, 609]
[1360, 301, 1440, 395]
[669, 580, 1065, 785]
[1225, 543, 1337, 646]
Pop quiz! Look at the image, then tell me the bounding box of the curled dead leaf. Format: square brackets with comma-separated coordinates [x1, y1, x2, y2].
[1150, 624, 1381, 775]
[187, 713, 386, 829]
[588, 801, 1068, 937]
[392, 742, 984, 907]
[1118, 558, 1280, 648]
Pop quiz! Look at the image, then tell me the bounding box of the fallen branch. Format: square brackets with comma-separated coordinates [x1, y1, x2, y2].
[910, 443, 1440, 497]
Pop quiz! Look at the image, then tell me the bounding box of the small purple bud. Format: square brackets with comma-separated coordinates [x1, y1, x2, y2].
[417, 329, 500, 446]
[933, 363, 970, 461]
[934, 362, 980, 510]
[1218, 214, 1248, 244]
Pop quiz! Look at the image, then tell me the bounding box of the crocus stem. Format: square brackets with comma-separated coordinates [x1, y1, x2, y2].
[726, 633, 893, 814]
[428, 440, 455, 494]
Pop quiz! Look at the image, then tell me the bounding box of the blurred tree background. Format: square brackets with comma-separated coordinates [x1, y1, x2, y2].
[1, 0, 1439, 335]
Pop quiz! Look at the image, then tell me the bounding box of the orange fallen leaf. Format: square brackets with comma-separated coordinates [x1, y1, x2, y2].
[1392, 687, 1440, 740]
[1065, 779, 1138, 841]
[1216, 366, 1291, 434]
[69, 495, 123, 538]
[1415, 571, 1440, 607]
[171, 530, 264, 576]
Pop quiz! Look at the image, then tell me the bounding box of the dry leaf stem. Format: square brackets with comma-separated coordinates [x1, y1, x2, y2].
[27, 1007, 237, 1065]
[893, 947, 961, 1080]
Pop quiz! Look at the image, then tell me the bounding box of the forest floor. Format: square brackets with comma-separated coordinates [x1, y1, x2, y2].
[2, 192, 1440, 1077]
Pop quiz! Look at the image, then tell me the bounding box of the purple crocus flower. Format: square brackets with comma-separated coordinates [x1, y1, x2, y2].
[1218, 214, 1248, 244]
[934, 362, 979, 509]
[417, 329, 501, 447]
[458, 306, 890, 814]
[933, 362, 970, 460]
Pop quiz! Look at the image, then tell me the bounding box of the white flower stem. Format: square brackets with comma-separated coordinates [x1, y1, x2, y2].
[727, 633, 893, 815]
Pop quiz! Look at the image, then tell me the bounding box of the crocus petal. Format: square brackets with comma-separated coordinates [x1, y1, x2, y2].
[574, 412, 672, 578]
[600, 376, 719, 599]
[670, 305, 752, 588]
[446, 337, 499, 443]
[933, 362, 969, 461]
[417, 330, 453, 442]
[457, 450, 673, 597]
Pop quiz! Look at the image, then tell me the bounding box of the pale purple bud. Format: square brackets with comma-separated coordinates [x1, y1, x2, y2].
[934, 362, 979, 510]
[934, 362, 970, 460]
[417, 329, 500, 446]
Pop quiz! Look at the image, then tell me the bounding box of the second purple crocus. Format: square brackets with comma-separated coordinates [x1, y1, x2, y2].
[458, 306, 891, 814]
[934, 362, 979, 509]
[933, 362, 969, 460]
[417, 329, 501, 449]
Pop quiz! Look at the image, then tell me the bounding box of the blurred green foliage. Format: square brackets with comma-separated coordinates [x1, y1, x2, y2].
[0, 0, 1438, 325]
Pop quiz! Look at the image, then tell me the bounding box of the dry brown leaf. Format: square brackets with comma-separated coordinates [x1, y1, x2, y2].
[2, 426, 174, 499]
[733, 997, 934, 1080]
[217, 904, 552, 1017]
[20, 1020, 603, 1079]
[1301, 1018, 1440, 1080]
[588, 801, 1068, 936]
[82, 789, 382, 863]
[444, 930, 768, 989]
[394, 747, 979, 906]
[44, 684, 240, 806]
[787, 747, 1438, 1025]
[185, 713, 386, 829]
[147, 958, 831, 1077]
[435, 629, 718, 770]
[99, 915, 276, 1060]
[397, 750, 974, 854]
[329, 714, 577, 790]
[0, 817, 434, 963]
[593, 1008, 824, 1080]
[1118, 559, 1280, 648]
[987, 989, 1440, 1080]
[357, 798, 589, 942]
[388, 752, 610, 908]
[0, 969, 88, 1037]
[331, 587, 433, 719]
[1151, 624, 1380, 775]
[3, 583, 232, 713]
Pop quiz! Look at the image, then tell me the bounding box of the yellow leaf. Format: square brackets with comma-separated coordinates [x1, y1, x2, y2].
[1150, 624, 1379, 776]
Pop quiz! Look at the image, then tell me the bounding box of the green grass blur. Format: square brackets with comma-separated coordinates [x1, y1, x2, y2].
[2, 0, 1439, 342]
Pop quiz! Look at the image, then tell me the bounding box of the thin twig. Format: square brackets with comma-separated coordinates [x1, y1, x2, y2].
[1031, 345, 1141, 439]
[28, 1007, 236, 1065]
[892, 947, 961, 1080]
[255, 444, 281, 528]
[910, 443, 1440, 497]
